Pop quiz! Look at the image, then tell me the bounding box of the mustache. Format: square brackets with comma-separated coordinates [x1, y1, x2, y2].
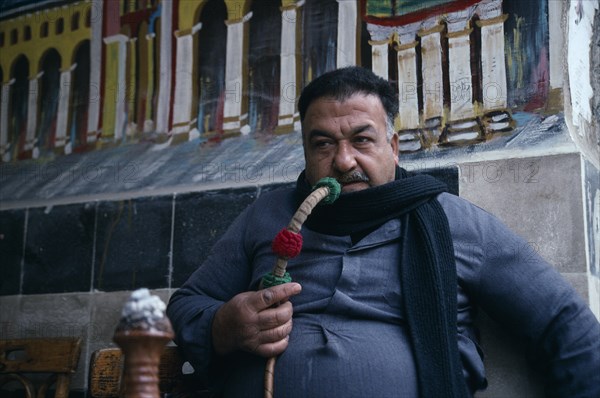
[337, 171, 370, 184]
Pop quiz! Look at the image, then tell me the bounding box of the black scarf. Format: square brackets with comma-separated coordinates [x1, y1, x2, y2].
[295, 167, 469, 398]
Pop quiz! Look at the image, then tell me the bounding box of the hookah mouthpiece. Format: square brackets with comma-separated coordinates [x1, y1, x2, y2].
[262, 177, 341, 287]
[312, 177, 341, 204]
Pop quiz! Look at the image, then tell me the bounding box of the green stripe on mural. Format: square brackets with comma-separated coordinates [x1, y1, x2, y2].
[366, 0, 456, 18]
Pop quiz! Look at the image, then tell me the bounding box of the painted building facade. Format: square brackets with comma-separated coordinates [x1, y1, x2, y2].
[366, 0, 514, 150]
[0, 0, 365, 161]
[0, 0, 559, 161]
[0, 0, 95, 160]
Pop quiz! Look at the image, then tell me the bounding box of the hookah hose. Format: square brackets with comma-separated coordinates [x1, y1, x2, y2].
[259, 177, 341, 398]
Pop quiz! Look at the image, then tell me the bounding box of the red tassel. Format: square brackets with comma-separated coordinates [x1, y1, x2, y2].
[272, 228, 303, 258]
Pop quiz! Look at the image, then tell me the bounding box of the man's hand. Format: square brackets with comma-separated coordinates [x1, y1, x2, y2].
[211, 282, 302, 357]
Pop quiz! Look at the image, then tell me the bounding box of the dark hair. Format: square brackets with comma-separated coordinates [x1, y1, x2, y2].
[298, 66, 398, 125]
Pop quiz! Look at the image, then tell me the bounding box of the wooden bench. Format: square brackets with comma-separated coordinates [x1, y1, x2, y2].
[0, 337, 82, 398]
[88, 346, 216, 398]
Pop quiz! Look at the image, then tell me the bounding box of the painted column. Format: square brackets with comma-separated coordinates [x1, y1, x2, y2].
[223, 12, 252, 134]
[155, 0, 172, 135]
[25, 72, 43, 152]
[418, 19, 445, 144]
[172, 22, 202, 138]
[55, 64, 77, 153]
[445, 7, 481, 143]
[546, 0, 564, 112]
[548, 0, 564, 90]
[0, 80, 13, 162]
[144, 33, 156, 133]
[395, 23, 421, 152]
[336, 0, 358, 67]
[477, 1, 508, 111]
[447, 18, 474, 121]
[102, 34, 128, 141]
[367, 23, 392, 80]
[277, 5, 299, 132]
[476, 0, 513, 133]
[86, 0, 103, 143]
[126, 37, 138, 136]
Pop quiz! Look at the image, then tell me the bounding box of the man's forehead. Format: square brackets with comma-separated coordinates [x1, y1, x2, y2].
[301, 94, 386, 139]
[303, 94, 385, 119]
[307, 92, 382, 107]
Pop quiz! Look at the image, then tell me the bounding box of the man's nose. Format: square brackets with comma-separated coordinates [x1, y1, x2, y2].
[333, 142, 357, 172]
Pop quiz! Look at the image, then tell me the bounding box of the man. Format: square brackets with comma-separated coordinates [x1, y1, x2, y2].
[167, 67, 600, 397]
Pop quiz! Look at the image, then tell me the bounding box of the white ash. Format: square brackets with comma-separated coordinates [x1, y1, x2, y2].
[121, 288, 166, 325]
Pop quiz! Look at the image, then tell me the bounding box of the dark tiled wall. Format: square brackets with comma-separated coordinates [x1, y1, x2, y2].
[23, 203, 96, 294]
[172, 188, 259, 287]
[94, 197, 174, 292]
[0, 209, 25, 295]
[0, 183, 290, 295]
[0, 168, 458, 296]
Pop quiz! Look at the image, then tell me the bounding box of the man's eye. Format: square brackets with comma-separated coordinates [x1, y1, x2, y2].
[313, 140, 332, 148]
[354, 137, 371, 144]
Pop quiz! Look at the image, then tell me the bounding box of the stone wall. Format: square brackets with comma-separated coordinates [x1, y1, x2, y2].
[456, 152, 590, 398]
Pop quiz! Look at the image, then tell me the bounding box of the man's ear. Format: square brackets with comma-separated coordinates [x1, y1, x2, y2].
[390, 133, 399, 165]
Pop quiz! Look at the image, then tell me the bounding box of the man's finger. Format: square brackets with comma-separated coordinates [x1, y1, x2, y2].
[253, 333, 291, 358]
[254, 282, 302, 310]
[258, 319, 293, 345]
[257, 302, 293, 329]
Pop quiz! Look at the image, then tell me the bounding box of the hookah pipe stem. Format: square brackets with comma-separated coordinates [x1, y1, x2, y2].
[270, 184, 333, 278]
[261, 178, 341, 398]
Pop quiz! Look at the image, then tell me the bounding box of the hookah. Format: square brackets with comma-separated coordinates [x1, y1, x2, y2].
[259, 177, 341, 398]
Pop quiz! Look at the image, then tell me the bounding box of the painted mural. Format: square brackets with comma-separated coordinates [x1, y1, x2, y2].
[0, 0, 557, 162]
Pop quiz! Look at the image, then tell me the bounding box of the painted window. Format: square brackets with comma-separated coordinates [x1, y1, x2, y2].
[41, 22, 49, 38]
[10, 28, 18, 45]
[56, 18, 64, 34]
[72, 12, 80, 31]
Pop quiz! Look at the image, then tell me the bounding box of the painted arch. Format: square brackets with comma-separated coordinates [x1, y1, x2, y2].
[195, 0, 228, 135]
[8, 55, 29, 160]
[37, 48, 61, 155]
[247, 0, 282, 134]
[302, 0, 339, 85]
[69, 40, 91, 151]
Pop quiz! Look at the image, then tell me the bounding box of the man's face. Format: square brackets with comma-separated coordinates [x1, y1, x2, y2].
[302, 93, 399, 193]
